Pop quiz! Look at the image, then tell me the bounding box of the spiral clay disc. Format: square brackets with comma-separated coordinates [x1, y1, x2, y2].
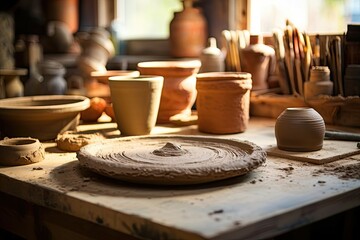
[77, 135, 266, 185]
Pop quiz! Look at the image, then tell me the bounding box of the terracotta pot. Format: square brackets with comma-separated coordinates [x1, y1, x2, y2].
[109, 76, 163, 136]
[240, 35, 275, 90]
[43, 0, 79, 33]
[169, 2, 207, 58]
[275, 107, 325, 152]
[196, 72, 252, 134]
[0, 137, 44, 166]
[137, 60, 201, 123]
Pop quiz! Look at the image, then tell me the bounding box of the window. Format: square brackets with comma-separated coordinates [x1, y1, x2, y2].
[249, 0, 360, 34]
[112, 0, 182, 40]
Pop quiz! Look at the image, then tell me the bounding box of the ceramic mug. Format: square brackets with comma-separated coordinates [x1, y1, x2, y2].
[108, 75, 163, 136]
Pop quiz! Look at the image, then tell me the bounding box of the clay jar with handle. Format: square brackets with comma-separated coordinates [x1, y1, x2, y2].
[137, 60, 201, 123]
[240, 35, 275, 91]
[275, 107, 325, 152]
[196, 72, 252, 134]
[108, 76, 163, 136]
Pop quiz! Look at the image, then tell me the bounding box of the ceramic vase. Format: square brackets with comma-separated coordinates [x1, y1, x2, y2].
[199, 37, 225, 73]
[169, 0, 207, 57]
[240, 35, 275, 91]
[275, 107, 325, 152]
[38, 60, 67, 95]
[137, 60, 201, 123]
[108, 76, 163, 136]
[43, 0, 79, 33]
[196, 72, 252, 134]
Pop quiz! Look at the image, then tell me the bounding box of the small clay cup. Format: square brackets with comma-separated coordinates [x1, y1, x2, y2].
[109, 75, 163, 136]
[196, 72, 252, 134]
[0, 137, 45, 166]
[275, 107, 325, 152]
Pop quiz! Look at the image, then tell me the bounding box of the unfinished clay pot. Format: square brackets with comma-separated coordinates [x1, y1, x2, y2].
[108, 75, 163, 135]
[0, 137, 45, 166]
[0, 95, 90, 140]
[196, 72, 252, 134]
[77, 135, 266, 185]
[275, 107, 325, 152]
[137, 60, 201, 123]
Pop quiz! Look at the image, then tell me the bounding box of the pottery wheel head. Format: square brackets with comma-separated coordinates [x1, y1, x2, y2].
[77, 135, 267, 185]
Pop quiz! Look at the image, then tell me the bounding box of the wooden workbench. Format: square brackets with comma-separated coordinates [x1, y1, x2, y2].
[1, 117, 359, 239]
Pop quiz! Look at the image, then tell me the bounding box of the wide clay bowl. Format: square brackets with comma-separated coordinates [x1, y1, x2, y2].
[0, 95, 90, 141]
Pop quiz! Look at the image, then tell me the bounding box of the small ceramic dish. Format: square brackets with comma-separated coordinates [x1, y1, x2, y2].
[0, 137, 45, 166]
[0, 95, 90, 141]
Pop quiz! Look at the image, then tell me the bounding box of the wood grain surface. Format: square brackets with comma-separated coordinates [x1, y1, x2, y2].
[0, 118, 359, 240]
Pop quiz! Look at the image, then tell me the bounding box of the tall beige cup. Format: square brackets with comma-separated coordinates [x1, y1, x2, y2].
[108, 76, 163, 135]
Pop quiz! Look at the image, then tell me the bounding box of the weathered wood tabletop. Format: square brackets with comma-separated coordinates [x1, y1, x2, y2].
[1, 117, 359, 239]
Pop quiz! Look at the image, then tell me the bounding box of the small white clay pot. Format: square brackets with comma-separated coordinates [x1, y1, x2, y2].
[0, 137, 45, 166]
[109, 75, 163, 136]
[275, 107, 325, 152]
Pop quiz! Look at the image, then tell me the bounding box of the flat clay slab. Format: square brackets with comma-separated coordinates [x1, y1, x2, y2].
[266, 140, 360, 165]
[77, 135, 266, 185]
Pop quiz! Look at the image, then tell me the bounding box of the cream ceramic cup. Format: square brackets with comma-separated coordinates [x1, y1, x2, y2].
[108, 75, 163, 136]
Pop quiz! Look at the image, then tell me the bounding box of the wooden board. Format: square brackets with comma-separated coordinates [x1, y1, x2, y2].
[266, 140, 360, 164]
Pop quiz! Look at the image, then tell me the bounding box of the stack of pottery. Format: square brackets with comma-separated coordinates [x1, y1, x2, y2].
[77, 28, 115, 77]
[137, 60, 201, 123]
[304, 66, 333, 100]
[196, 72, 252, 134]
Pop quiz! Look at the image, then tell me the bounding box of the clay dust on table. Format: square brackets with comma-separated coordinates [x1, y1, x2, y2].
[313, 162, 360, 180]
